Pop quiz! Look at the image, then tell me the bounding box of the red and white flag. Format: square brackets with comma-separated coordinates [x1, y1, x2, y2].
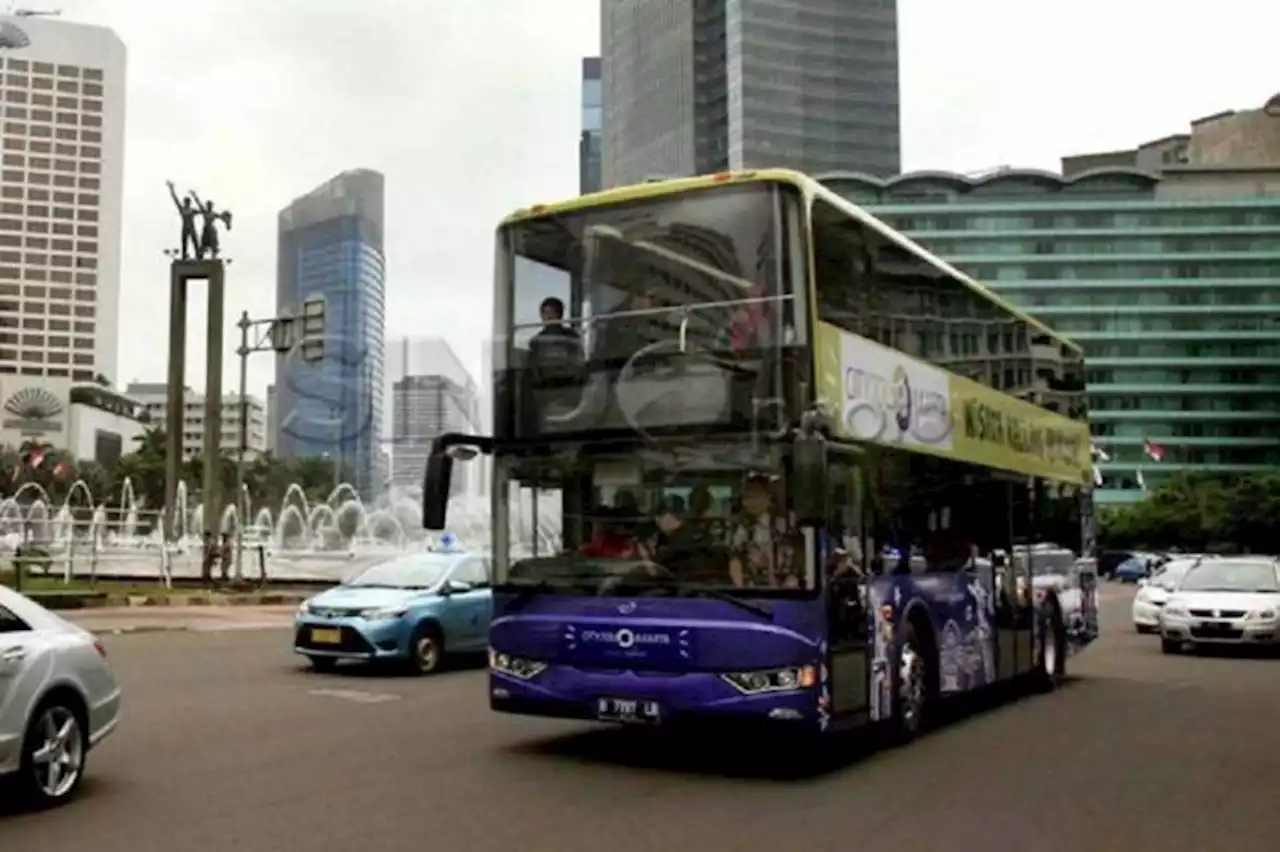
[27, 448, 45, 470]
[1143, 438, 1165, 462]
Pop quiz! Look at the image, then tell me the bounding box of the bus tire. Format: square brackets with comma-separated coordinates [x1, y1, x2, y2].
[1032, 599, 1066, 692]
[889, 617, 933, 744]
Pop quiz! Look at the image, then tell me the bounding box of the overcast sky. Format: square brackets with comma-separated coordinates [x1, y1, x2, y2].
[50, 0, 1280, 399]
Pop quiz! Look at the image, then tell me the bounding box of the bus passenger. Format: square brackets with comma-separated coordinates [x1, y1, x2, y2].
[728, 474, 799, 588]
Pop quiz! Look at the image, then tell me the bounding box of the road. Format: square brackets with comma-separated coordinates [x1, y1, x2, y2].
[3, 585, 1278, 852]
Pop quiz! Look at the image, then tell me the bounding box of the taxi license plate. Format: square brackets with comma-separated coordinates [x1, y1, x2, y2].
[596, 697, 661, 723]
[311, 627, 342, 645]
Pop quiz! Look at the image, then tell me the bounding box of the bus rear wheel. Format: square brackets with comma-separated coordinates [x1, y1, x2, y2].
[889, 621, 931, 743]
[1032, 601, 1067, 692]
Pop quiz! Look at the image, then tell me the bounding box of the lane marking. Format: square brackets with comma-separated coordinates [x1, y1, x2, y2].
[309, 688, 402, 704]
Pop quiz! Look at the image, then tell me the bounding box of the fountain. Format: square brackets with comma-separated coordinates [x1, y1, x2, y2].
[0, 472, 556, 585]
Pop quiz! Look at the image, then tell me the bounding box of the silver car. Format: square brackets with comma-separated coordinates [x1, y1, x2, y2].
[1159, 557, 1280, 654]
[0, 585, 122, 808]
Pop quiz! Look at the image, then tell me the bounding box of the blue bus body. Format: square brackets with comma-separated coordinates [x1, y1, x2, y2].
[489, 565, 1099, 731]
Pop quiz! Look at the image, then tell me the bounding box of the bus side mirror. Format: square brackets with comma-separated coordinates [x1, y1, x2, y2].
[792, 435, 827, 525]
[423, 451, 453, 531]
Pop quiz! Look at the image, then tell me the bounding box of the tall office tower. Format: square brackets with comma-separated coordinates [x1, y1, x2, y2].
[0, 15, 126, 383]
[384, 336, 477, 495]
[600, 0, 900, 188]
[580, 56, 603, 194]
[275, 169, 386, 499]
[389, 374, 478, 496]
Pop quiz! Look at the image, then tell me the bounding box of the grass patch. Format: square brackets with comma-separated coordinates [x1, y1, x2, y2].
[1, 569, 188, 597]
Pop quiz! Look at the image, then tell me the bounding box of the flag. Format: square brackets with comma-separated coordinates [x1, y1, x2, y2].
[1091, 444, 1111, 462]
[1137, 469, 1147, 491]
[52, 460, 72, 481]
[1143, 438, 1165, 462]
[27, 448, 45, 470]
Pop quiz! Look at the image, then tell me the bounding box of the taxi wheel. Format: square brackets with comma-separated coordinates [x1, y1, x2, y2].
[408, 624, 444, 675]
[1160, 638, 1182, 655]
[307, 656, 337, 673]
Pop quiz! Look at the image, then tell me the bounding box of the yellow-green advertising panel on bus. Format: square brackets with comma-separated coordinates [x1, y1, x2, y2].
[814, 322, 1091, 485]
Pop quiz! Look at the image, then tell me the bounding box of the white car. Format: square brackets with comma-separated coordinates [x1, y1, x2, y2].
[0, 585, 122, 808]
[1159, 557, 1280, 654]
[1131, 558, 1201, 633]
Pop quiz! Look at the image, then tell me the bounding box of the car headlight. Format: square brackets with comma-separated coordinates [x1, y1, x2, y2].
[1163, 605, 1189, 618]
[489, 649, 547, 679]
[721, 665, 818, 695]
[360, 606, 408, 621]
[297, 602, 312, 615]
[1246, 609, 1277, 621]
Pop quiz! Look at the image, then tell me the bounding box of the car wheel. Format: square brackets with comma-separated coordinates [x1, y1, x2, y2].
[1032, 602, 1066, 692]
[1135, 624, 1154, 634]
[408, 623, 444, 675]
[1161, 638, 1181, 655]
[307, 656, 337, 673]
[18, 697, 88, 809]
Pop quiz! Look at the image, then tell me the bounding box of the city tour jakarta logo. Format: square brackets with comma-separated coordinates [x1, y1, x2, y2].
[563, 624, 690, 657]
[842, 357, 952, 445]
[3, 387, 65, 435]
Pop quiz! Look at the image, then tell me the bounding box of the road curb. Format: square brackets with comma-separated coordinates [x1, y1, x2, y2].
[30, 592, 309, 611]
[98, 624, 192, 636]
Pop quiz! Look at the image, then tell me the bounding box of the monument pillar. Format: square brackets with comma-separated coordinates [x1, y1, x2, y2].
[164, 258, 228, 548]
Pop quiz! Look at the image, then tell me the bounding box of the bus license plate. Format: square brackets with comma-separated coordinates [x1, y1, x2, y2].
[596, 697, 661, 723]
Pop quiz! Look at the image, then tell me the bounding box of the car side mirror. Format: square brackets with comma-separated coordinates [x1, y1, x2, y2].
[441, 579, 472, 596]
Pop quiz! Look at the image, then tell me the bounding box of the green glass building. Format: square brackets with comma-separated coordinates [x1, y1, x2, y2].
[819, 166, 1280, 505]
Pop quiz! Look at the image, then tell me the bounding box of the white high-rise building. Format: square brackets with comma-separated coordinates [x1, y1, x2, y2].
[0, 15, 126, 384]
[126, 382, 267, 460]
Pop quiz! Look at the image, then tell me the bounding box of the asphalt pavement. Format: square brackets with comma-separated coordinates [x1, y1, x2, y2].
[3, 584, 1278, 852]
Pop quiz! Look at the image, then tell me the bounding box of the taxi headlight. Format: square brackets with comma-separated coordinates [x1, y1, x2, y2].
[490, 649, 547, 680]
[1247, 609, 1277, 621]
[1163, 605, 1189, 619]
[360, 606, 408, 621]
[722, 665, 818, 695]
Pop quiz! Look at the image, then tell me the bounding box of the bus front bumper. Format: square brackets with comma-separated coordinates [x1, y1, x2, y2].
[488, 662, 825, 728]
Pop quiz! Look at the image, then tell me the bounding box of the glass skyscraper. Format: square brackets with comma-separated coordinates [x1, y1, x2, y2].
[275, 169, 386, 499]
[821, 164, 1280, 505]
[600, 0, 899, 188]
[580, 56, 602, 194]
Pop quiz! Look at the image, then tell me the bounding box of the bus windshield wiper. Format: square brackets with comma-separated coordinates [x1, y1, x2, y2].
[507, 576, 598, 610]
[632, 578, 774, 621]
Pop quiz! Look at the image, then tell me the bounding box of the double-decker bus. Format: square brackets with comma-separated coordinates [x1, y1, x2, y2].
[422, 169, 1098, 741]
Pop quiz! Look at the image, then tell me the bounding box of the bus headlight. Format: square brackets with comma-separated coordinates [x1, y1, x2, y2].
[722, 665, 818, 695]
[490, 649, 547, 680]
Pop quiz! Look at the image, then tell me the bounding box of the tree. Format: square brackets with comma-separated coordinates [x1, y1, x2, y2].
[1097, 472, 1280, 554]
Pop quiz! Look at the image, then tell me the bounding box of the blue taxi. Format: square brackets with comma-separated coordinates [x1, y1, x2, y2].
[293, 540, 492, 675]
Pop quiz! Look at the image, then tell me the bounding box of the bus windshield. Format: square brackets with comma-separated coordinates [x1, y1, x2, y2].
[494, 439, 815, 597]
[494, 181, 805, 443]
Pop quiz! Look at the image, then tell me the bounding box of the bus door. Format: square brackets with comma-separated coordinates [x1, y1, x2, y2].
[825, 447, 871, 717]
[1001, 477, 1036, 677]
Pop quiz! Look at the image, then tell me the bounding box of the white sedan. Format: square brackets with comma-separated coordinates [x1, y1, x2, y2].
[0, 584, 122, 808]
[1159, 557, 1280, 654]
[1131, 558, 1201, 633]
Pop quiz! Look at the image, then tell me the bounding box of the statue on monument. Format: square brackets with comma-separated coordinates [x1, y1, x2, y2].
[166, 180, 199, 260]
[166, 181, 233, 260]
